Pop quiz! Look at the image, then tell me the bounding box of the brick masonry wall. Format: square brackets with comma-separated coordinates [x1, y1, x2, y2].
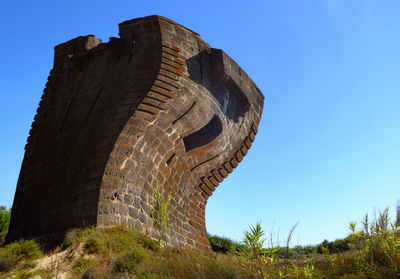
[7, 15, 264, 250]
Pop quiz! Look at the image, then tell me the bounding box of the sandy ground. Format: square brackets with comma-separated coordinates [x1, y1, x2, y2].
[31, 244, 85, 279]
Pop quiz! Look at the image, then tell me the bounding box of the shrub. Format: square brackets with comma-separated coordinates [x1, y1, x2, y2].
[135, 233, 161, 252]
[35, 268, 54, 279]
[0, 239, 42, 262]
[0, 231, 7, 247]
[84, 237, 106, 254]
[80, 267, 101, 279]
[73, 257, 92, 272]
[348, 208, 400, 273]
[317, 238, 351, 254]
[63, 227, 98, 248]
[79, 264, 110, 279]
[208, 234, 247, 254]
[0, 239, 42, 273]
[112, 248, 148, 274]
[12, 269, 36, 279]
[0, 207, 10, 233]
[65, 226, 161, 258]
[0, 257, 15, 272]
[20, 259, 37, 269]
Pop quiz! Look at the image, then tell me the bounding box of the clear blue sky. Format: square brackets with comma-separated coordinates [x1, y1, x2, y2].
[1, 0, 399, 246]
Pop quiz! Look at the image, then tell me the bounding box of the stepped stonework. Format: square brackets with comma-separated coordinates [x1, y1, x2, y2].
[7, 15, 264, 249]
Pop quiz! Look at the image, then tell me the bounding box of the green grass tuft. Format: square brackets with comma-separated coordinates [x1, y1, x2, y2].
[112, 248, 148, 274]
[0, 257, 14, 273]
[0, 239, 43, 272]
[72, 257, 92, 273]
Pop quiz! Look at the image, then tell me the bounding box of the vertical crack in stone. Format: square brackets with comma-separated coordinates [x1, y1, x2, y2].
[59, 97, 74, 132]
[128, 30, 136, 63]
[86, 87, 104, 121]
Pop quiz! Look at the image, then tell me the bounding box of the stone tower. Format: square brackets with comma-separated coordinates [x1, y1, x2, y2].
[7, 15, 264, 249]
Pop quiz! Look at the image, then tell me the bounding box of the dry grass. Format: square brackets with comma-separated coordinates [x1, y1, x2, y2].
[0, 209, 398, 279]
[61, 226, 257, 279]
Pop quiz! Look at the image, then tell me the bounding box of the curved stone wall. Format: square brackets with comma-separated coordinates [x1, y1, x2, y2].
[7, 15, 264, 249]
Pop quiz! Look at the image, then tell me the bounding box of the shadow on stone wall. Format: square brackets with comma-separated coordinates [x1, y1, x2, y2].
[186, 49, 250, 123]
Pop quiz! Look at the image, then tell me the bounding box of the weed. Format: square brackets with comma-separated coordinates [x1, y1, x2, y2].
[63, 227, 98, 248]
[0, 207, 10, 233]
[0, 208, 397, 279]
[112, 248, 148, 274]
[0, 239, 42, 272]
[243, 223, 267, 279]
[20, 259, 36, 269]
[288, 260, 316, 279]
[36, 268, 54, 279]
[150, 182, 172, 246]
[0, 231, 6, 247]
[346, 207, 400, 277]
[73, 257, 92, 273]
[13, 270, 36, 279]
[0, 257, 14, 272]
[80, 267, 100, 279]
[84, 237, 105, 254]
[135, 234, 160, 252]
[0, 239, 42, 262]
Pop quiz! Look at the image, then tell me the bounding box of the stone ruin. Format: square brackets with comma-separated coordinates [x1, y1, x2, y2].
[7, 15, 264, 250]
